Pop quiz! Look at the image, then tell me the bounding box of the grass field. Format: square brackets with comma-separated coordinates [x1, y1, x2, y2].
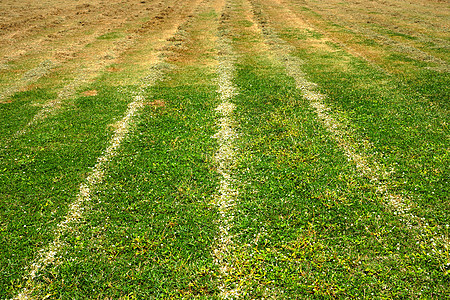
[0, 0, 448, 298]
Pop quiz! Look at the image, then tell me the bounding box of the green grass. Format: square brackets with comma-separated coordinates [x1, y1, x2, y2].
[0, 84, 131, 297]
[279, 27, 323, 40]
[222, 1, 449, 297]
[0, 0, 448, 298]
[97, 31, 123, 40]
[249, 0, 449, 233]
[0, 89, 56, 138]
[27, 69, 221, 299]
[291, 47, 449, 226]
[227, 54, 448, 298]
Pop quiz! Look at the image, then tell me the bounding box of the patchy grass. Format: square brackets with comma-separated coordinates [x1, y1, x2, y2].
[97, 31, 123, 40]
[229, 53, 448, 299]
[0, 0, 448, 298]
[30, 70, 221, 299]
[0, 84, 131, 297]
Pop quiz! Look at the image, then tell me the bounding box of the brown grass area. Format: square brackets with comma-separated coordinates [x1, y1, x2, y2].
[0, 0, 166, 97]
[0, 0, 170, 83]
[0, 0, 142, 62]
[164, 0, 226, 68]
[103, 0, 209, 87]
[82, 89, 98, 96]
[0, 0, 201, 97]
[280, 0, 449, 72]
[145, 99, 166, 107]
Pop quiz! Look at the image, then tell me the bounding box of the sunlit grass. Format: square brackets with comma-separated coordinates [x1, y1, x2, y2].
[0, 0, 448, 298]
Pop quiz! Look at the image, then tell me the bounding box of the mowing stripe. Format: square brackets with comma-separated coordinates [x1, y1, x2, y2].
[248, 0, 449, 257]
[11, 2, 206, 297]
[10, 46, 175, 300]
[12, 93, 147, 300]
[11, 34, 138, 140]
[11, 60, 172, 297]
[213, 27, 241, 299]
[284, 0, 450, 72]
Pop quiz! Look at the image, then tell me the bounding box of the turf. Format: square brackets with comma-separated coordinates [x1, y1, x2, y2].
[0, 0, 448, 298]
[30, 78, 221, 298]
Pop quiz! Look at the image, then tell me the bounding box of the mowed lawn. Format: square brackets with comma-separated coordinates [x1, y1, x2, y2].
[0, 0, 448, 298]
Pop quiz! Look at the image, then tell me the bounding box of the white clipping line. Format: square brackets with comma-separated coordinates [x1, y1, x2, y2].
[11, 60, 173, 299]
[250, 0, 407, 220]
[11, 5, 204, 296]
[213, 31, 241, 299]
[249, 3, 449, 258]
[12, 58, 175, 300]
[10, 35, 138, 141]
[12, 94, 145, 299]
[283, 54, 449, 256]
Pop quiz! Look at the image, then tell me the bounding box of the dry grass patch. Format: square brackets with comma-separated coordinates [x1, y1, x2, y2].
[281, 0, 449, 72]
[0, 0, 176, 102]
[82, 89, 98, 96]
[145, 99, 166, 108]
[101, 0, 205, 86]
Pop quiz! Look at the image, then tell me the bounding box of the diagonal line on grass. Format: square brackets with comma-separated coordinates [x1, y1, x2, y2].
[12, 94, 145, 300]
[247, 0, 449, 264]
[12, 90, 151, 299]
[10, 40, 182, 300]
[9, 34, 139, 142]
[11, 0, 208, 297]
